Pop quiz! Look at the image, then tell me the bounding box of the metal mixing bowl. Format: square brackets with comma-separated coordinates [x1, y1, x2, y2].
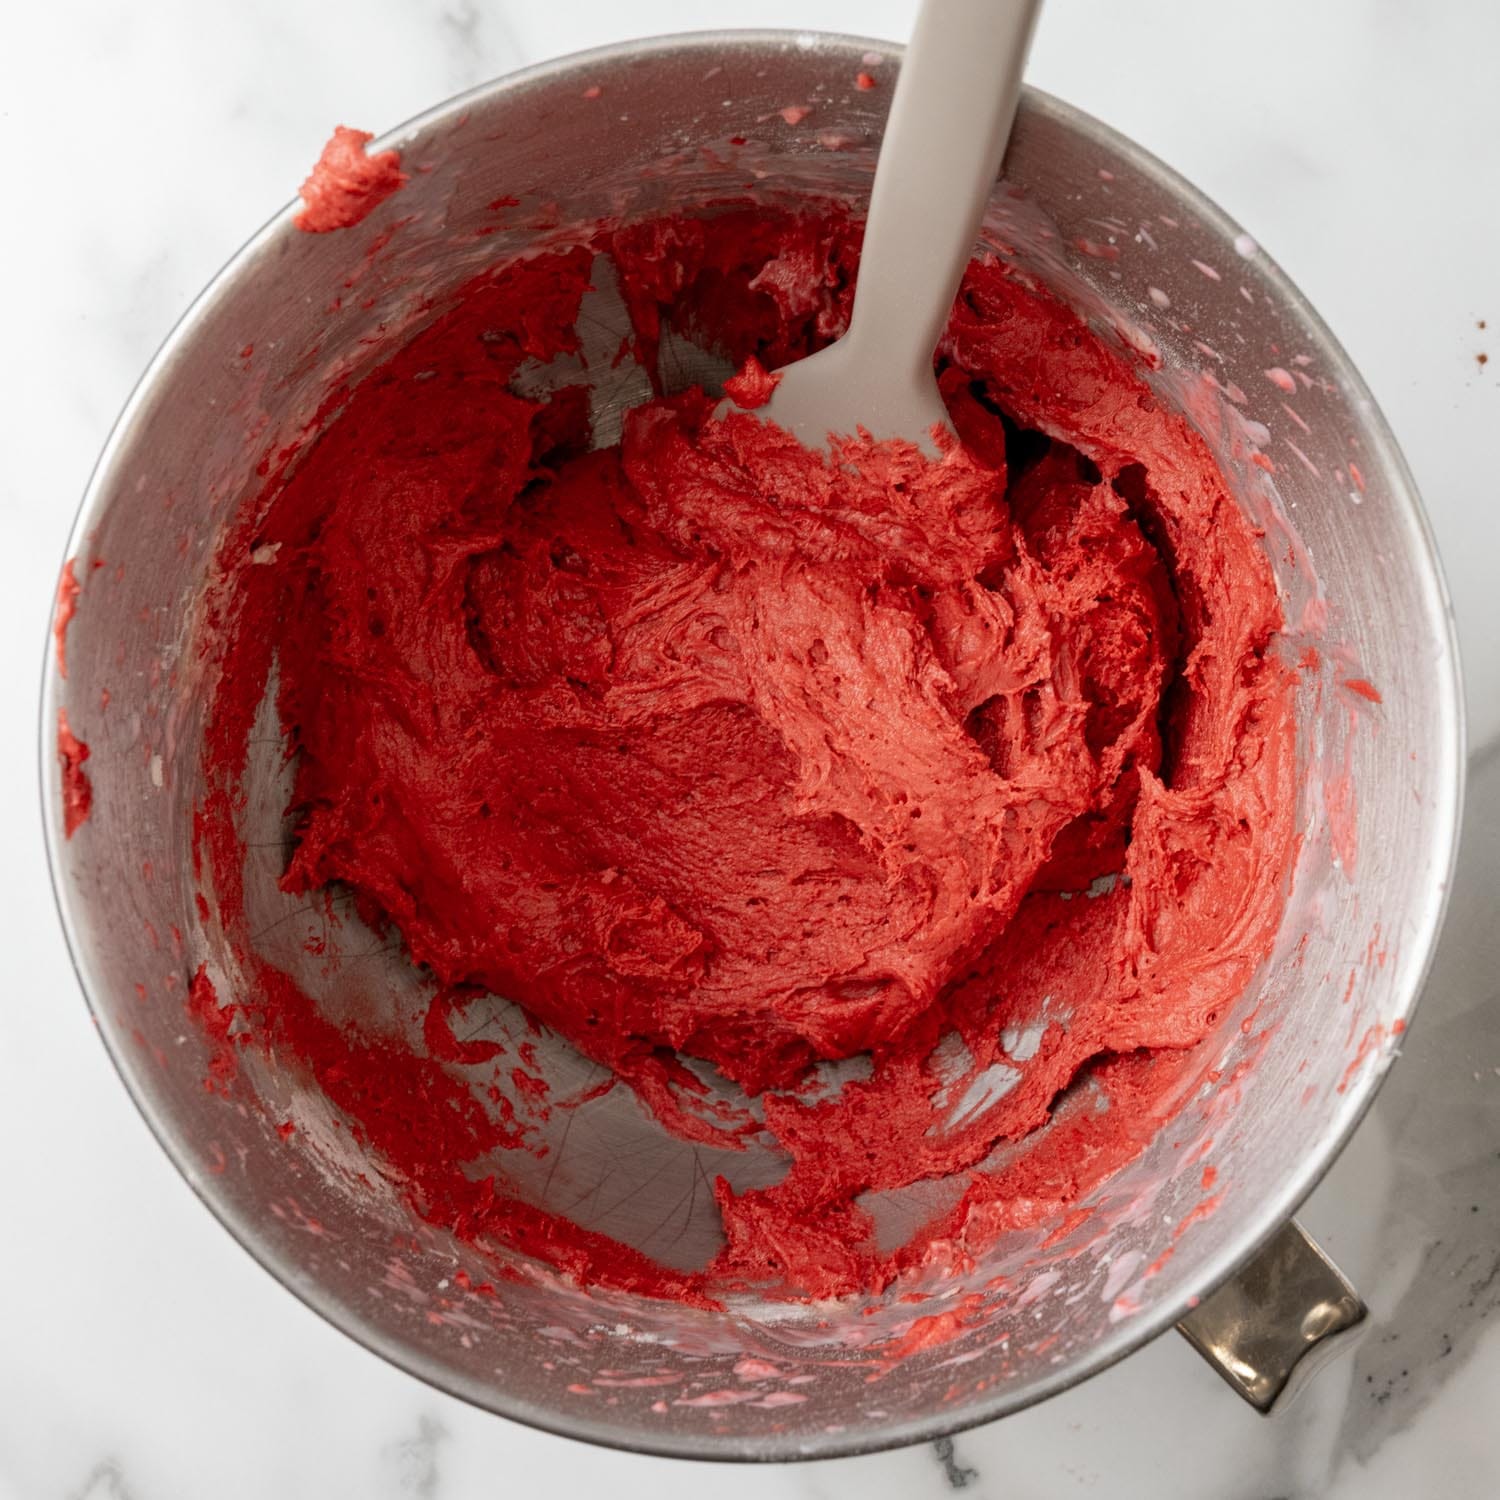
[42, 30, 1462, 1460]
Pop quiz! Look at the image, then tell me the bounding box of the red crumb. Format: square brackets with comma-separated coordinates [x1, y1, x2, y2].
[581, 85, 602, 100]
[722, 355, 782, 410]
[855, 71, 877, 90]
[1144, 1245, 1175, 1278]
[1173, 1192, 1224, 1240]
[54, 559, 81, 678]
[1073, 238, 1121, 262]
[878, 1295, 984, 1365]
[1338, 1022, 1390, 1094]
[57, 709, 92, 838]
[294, 126, 408, 234]
[1343, 677, 1382, 704]
[779, 105, 811, 125]
[185, 964, 239, 1094]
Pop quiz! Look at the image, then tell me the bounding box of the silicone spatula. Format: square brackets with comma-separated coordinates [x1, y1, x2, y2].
[743, 0, 1040, 452]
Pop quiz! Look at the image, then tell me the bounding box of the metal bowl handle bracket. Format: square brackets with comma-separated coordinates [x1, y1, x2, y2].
[1175, 1219, 1366, 1412]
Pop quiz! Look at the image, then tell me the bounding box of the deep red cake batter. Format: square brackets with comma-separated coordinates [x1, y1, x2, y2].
[196, 207, 1296, 1301]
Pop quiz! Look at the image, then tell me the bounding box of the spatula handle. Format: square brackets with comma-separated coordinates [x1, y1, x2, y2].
[845, 0, 1040, 380]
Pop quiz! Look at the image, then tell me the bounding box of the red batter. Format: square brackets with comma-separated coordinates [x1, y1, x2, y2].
[54, 558, 80, 678]
[294, 126, 408, 233]
[196, 207, 1296, 1301]
[57, 709, 92, 839]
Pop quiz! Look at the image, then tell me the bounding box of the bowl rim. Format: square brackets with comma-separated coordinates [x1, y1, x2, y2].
[39, 25, 1466, 1463]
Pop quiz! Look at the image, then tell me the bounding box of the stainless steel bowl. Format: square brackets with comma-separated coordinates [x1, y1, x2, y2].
[42, 30, 1463, 1460]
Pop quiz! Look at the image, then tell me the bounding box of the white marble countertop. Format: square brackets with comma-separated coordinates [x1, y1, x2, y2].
[3, 1, 1498, 1495]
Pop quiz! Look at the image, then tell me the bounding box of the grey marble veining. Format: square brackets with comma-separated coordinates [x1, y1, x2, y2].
[3, 1, 1496, 1496]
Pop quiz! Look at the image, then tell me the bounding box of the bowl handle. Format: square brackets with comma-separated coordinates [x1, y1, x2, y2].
[1175, 1218, 1366, 1412]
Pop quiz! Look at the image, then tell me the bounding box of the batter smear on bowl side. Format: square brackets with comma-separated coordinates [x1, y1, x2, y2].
[194, 207, 1297, 1303]
[293, 126, 408, 234]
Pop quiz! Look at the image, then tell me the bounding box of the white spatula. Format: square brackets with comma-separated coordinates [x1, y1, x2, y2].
[745, 0, 1041, 452]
